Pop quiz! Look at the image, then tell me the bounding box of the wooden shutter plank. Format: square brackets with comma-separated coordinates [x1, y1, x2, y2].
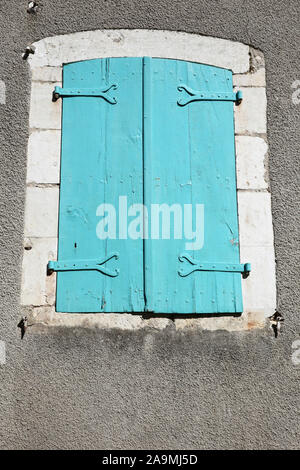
[56, 58, 144, 312]
[144, 58, 243, 313]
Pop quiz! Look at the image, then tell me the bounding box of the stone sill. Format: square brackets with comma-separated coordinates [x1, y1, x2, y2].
[23, 306, 268, 333]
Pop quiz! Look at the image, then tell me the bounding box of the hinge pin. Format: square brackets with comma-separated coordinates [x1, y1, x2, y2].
[52, 90, 60, 102]
[235, 90, 243, 105]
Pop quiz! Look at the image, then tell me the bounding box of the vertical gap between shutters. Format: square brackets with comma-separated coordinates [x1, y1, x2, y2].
[142, 57, 147, 311]
[142, 57, 154, 313]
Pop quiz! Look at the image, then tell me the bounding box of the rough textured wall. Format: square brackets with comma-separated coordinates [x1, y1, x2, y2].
[0, 0, 299, 449]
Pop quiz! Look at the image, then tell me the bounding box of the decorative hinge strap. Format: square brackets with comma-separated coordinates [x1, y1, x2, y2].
[178, 254, 251, 278]
[177, 84, 242, 106]
[47, 253, 119, 277]
[52, 84, 117, 104]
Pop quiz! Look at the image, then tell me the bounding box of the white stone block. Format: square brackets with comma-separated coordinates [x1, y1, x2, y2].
[29, 39, 49, 68]
[235, 136, 268, 190]
[240, 245, 276, 316]
[29, 306, 55, 323]
[31, 66, 62, 82]
[27, 130, 61, 184]
[0, 80, 6, 104]
[21, 238, 57, 306]
[24, 186, 59, 238]
[238, 191, 274, 247]
[27, 310, 173, 330]
[0, 341, 6, 365]
[29, 29, 250, 73]
[234, 87, 267, 134]
[142, 317, 173, 330]
[174, 311, 266, 332]
[29, 82, 61, 130]
[233, 68, 266, 87]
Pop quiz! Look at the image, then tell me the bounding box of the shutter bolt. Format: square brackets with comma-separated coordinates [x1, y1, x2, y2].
[22, 45, 35, 60]
[27, 2, 38, 13]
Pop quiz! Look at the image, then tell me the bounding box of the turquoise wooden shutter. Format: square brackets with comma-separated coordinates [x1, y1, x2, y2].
[50, 57, 247, 314]
[144, 58, 244, 313]
[55, 58, 144, 312]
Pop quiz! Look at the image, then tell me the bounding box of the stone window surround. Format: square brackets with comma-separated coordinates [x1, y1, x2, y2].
[21, 29, 276, 332]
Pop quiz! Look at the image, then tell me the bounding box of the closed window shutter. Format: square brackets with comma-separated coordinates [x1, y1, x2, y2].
[144, 58, 243, 313]
[53, 57, 247, 314]
[56, 58, 144, 313]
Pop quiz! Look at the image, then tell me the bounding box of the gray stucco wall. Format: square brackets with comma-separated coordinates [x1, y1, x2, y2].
[0, 0, 299, 449]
